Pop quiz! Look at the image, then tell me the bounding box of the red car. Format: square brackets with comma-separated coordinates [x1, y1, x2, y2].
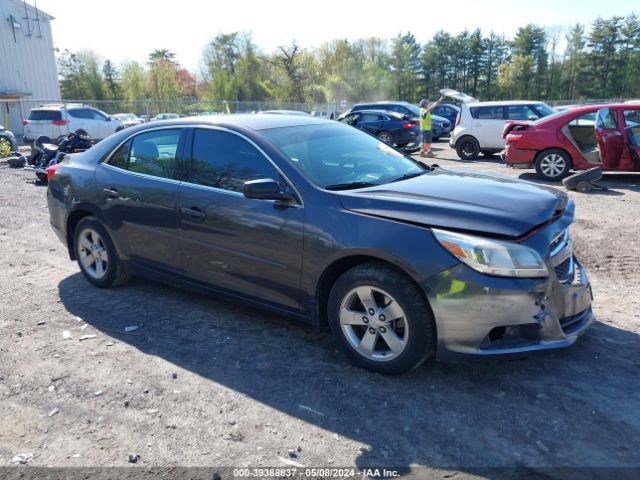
[503, 104, 640, 181]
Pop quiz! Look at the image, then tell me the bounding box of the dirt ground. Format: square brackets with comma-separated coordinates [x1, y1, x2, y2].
[0, 142, 639, 478]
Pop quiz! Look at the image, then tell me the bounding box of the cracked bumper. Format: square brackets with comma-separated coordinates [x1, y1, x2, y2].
[424, 256, 593, 362]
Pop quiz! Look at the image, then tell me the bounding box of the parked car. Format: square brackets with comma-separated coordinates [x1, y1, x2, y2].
[139, 115, 152, 123]
[113, 113, 143, 128]
[431, 103, 460, 126]
[259, 110, 310, 116]
[23, 104, 124, 143]
[48, 115, 593, 374]
[338, 109, 419, 151]
[152, 113, 180, 121]
[0, 125, 18, 152]
[503, 104, 640, 180]
[449, 100, 555, 159]
[347, 101, 451, 139]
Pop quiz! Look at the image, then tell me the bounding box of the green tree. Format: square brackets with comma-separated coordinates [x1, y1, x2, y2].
[102, 59, 120, 99]
[120, 60, 148, 101]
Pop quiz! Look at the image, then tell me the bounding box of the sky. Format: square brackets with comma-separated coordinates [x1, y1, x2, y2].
[36, 0, 639, 73]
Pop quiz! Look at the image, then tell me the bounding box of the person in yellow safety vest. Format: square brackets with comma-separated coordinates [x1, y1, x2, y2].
[419, 96, 445, 158]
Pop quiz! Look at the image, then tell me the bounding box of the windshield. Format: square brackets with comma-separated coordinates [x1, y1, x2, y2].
[531, 109, 567, 125]
[260, 123, 427, 189]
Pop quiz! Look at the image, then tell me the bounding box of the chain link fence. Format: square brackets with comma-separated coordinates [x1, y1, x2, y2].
[1, 98, 342, 141]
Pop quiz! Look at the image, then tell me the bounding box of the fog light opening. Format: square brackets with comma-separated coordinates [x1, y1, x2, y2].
[488, 326, 506, 342]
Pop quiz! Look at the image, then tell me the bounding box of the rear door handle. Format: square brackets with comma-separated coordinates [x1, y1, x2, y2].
[181, 206, 206, 220]
[103, 188, 119, 199]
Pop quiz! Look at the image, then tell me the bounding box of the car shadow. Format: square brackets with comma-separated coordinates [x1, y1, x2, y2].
[56, 273, 640, 475]
[518, 172, 640, 195]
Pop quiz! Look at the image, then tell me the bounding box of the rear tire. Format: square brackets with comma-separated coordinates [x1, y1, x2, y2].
[327, 262, 436, 375]
[73, 216, 131, 288]
[455, 136, 480, 160]
[535, 149, 572, 181]
[377, 131, 394, 145]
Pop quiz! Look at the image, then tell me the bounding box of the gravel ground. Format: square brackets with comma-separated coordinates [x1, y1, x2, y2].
[0, 143, 639, 478]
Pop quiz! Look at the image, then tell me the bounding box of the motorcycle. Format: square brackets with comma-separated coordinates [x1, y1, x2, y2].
[25, 130, 93, 183]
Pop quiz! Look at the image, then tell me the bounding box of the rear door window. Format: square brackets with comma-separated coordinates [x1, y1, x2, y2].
[28, 110, 62, 121]
[190, 129, 279, 193]
[360, 113, 381, 123]
[67, 109, 94, 119]
[506, 105, 538, 120]
[105, 129, 184, 180]
[470, 106, 505, 120]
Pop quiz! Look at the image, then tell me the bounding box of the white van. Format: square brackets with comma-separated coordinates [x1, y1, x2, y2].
[448, 99, 555, 160]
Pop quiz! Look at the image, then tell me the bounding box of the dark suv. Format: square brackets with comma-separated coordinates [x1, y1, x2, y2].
[348, 101, 451, 139]
[338, 109, 420, 151]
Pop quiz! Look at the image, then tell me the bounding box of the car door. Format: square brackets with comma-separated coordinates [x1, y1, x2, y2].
[94, 127, 187, 273]
[66, 108, 91, 136]
[595, 108, 624, 169]
[89, 109, 114, 139]
[177, 127, 304, 310]
[469, 105, 506, 149]
[357, 113, 384, 136]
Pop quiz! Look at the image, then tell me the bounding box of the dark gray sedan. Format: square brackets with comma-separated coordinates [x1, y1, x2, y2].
[47, 115, 593, 374]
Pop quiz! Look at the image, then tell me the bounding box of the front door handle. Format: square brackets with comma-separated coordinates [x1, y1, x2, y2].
[103, 188, 119, 199]
[181, 206, 206, 220]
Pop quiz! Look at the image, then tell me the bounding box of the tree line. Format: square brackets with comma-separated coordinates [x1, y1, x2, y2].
[58, 13, 640, 105]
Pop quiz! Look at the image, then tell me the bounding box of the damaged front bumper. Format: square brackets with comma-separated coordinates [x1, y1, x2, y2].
[424, 232, 593, 361]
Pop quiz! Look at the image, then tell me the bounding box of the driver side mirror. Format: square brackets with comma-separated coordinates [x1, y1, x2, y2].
[243, 178, 296, 203]
[528, 115, 539, 121]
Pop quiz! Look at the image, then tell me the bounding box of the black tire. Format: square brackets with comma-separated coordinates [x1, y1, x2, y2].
[534, 149, 572, 181]
[455, 136, 480, 160]
[73, 216, 131, 288]
[377, 131, 394, 145]
[327, 262, 436, 375]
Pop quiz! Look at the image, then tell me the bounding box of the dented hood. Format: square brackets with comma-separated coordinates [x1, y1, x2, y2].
[338, 169, 570, 238]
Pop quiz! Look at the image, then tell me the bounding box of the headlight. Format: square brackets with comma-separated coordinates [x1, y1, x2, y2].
[433, 229, 548, 278]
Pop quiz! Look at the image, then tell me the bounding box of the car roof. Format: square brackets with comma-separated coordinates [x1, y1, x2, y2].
[347, 109, 402, 116]
[136, 114, 332, 131]
[354, 101, 412, 106]
[465, 100, 548, 107]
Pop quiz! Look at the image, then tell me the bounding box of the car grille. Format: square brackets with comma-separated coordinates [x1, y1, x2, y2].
[559, 310, 589, 334]
[554, 256, 575, 284]
[550, 229, 575, 284]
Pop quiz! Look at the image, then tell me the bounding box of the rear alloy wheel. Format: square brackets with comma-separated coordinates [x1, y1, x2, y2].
[377, 131, 394, 145]
[455, 136, 480, 160]
[74, 217, 131, 288]
[328, 262, 436, 374]
[535, 149, 572, 181]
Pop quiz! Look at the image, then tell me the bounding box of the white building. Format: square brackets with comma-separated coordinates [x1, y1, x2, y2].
[0, 0, 59, 136]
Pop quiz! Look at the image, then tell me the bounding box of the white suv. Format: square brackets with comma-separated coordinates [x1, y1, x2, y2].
[23, 104, 124, 143]
[449, 100, 555, 160]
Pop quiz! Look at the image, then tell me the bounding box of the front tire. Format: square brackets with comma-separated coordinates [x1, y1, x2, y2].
[328, 262, 436, 374]
[535, 149, 572, 181]
[455, 136, 480, 160]
[73, 217, 131, 288]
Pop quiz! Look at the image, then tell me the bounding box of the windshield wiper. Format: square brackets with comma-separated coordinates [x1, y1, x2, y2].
[389, 171, 429, 183]
[324, 181, 379, 191]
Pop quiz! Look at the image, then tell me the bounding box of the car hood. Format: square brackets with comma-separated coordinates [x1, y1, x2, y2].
[338, 169, 569, 238]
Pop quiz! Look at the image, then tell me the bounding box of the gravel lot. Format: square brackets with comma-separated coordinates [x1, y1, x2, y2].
[1, 142, 639, 478]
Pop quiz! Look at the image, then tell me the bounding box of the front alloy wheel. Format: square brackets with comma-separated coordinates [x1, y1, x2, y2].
[339, 286, 409, 362]
[328, 262, 436, 374]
